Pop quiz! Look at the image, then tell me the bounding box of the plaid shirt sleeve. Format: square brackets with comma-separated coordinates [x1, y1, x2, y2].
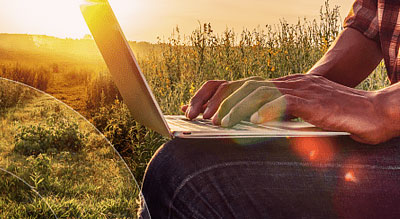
[344, 0, 379, 42]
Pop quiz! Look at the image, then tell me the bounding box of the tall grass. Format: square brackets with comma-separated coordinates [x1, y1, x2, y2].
[86, 70, 121, 110]
[0, 63, 50, 91]
[0, 79, 33, 114]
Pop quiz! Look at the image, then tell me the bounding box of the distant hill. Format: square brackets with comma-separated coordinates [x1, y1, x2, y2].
[0, 33, 155, 65]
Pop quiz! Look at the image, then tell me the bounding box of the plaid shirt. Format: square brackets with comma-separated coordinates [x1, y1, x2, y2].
[344, 0, 400, 83]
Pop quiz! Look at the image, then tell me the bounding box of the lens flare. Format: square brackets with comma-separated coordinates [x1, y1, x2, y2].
[345, 171, 357, 182]
[309, 150, 317, 160]
[291, 137, 336, 166]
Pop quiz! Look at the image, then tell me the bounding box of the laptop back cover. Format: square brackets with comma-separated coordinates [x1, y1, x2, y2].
[80, 1, 171, 138]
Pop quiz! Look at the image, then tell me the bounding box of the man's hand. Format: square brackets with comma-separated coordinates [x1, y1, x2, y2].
[215, 74, 397, 145]
[181, 76, 263, 121]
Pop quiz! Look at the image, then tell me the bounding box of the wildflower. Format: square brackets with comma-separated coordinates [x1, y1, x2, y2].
[189, 83, 196, 95]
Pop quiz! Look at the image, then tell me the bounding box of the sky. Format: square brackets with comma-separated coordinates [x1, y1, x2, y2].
[0, 0, 354, 42]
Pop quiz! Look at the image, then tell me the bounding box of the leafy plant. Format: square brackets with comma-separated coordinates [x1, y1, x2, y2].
[14, 113, 87, 156]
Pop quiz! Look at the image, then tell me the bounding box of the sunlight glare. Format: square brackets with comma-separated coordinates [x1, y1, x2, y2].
[0, 0, 147, 40]
[345, 171, 357, 182]
[291, 137, 336, 165]
[309, 150, 317, 160]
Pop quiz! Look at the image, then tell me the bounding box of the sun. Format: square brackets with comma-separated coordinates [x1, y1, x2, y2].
[0, 0, 147, 39]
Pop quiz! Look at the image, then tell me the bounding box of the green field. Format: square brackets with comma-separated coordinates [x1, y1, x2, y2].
[0, 1, 390, 217]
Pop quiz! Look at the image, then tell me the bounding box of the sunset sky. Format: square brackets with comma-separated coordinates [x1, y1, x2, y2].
[0, 0, 354, 42]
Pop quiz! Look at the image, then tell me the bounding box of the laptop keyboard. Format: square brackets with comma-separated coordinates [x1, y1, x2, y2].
[165, 116, 231, 131]
[165, 115, 287, 132]
[164, 115, 350, 137]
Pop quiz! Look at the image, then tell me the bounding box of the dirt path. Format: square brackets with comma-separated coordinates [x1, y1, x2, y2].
[46, 72, 88, 117]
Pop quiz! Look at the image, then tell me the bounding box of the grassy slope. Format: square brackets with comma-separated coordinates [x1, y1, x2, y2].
[0, 81, 141, 218]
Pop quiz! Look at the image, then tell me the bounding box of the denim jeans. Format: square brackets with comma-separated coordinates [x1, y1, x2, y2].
[139, 136, 400, 219]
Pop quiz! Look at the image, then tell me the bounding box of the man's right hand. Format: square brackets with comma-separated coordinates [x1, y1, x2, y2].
[181, 76, 264, 123]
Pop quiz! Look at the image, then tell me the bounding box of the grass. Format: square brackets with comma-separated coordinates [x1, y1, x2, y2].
[0, 79, 34, 115]
[0, 79, 140, 218]
[0, 0, 391, 217]
[0, 63, 51, 91]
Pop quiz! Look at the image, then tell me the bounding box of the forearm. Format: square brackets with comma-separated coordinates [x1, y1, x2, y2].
[308, 27, 383, 87]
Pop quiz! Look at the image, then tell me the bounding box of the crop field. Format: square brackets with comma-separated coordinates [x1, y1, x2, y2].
[0, 1, 390, 218]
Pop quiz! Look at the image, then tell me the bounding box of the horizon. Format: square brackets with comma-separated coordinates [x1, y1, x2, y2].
[0, 0, 353, 43]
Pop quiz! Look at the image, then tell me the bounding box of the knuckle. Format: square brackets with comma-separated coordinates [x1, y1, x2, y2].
[282, 95, 293, 108]
[243, 80, 258, 86]
[248, 76, 264, 81]
[214, 82, 233, 97]
[242, 80, 262, 91]
[219, 82, 230, 90]
[257, 85, 273, 92]
[305, 83, 319, 90]
[253, 86, 267, 94]
[203, 80, 216, 87]
[284, 73, 303, 81]
[253, 86, 274, 97]
[203, 80, 224, 87]
[310, 74, 323, 79]
[308, 74, 326, 83]
[282, 94, 291, 102]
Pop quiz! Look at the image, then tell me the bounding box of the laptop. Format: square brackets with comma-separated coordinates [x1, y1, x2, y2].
[80, 1, 350, 139]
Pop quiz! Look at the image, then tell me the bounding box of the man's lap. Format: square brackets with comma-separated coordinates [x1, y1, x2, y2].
[140, 136, 400, 218]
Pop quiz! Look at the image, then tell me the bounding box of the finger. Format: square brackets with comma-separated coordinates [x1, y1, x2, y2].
[203, 76, 265, 120]
[203, 81, 244, 119]
[181, 105, 188, 113]
[220, 86, 282, 127]
[184, 103, 208, 117]
[215, 80, 276, 125]
[250, 94, 309, 124]
[186, 80, 226, 119]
